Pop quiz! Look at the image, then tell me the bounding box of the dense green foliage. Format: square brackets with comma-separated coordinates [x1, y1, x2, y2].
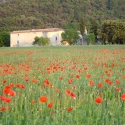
[33, 36, 50, 46]
[87, 33, 96, 45]
[0, 32, 10, 46]
[61, 29, 79, 45]
[100, 20, 125, 44]
[0, 0, 125, 32]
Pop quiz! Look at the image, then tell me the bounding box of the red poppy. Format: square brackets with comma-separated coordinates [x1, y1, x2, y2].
[8, 90, 16, 96]
[48, 103, 53, 108]
[55, 89, 60, 93]
[44, 79, 49, 85]
[121, 94, 125, 101]
[2, 80, 6, 84]
[67, 107, 73, 112]
[32, 78, 39, 83]
[75, 75, 80, 79]
[116, 88, 121, 92]
[39, 96, 48, 103]
[16, 84, 25, 89]
[66, 90, 71, 95]
[70, 92, 76, 99]
[86, 74, 91, 78]
[25, 77, 29, 81]
[31, 100, 35, 104]
[98, 83, 103, 88]
[60, 76, 63, 80]
[3, 97, 11, 103]
[116, 80, 120, 84]
[99, 93, 103, 97]
[89, 80, 94, 86]
[95, 97, 103, 104]
[42, 84, 46, 88]
[0, 107, 6, 111]
[68, 79, 73, 84]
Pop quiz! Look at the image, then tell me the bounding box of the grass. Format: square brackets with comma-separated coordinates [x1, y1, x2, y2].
[0, 45, 125, 125]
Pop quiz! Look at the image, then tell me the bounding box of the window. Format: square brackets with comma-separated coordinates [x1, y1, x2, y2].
[55, 37, 57, 41]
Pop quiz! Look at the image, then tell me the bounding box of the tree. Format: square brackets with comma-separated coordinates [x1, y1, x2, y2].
[33, 36, 50, 46]
[0, 36, 4, 47]
[79, 18, 85, 44]
[61, 29, 79, 45]
[0, 32, 10, 47]
[90, 20, 98, 43]
[100, 20, 125, 44]
[88, 33, 95, 45]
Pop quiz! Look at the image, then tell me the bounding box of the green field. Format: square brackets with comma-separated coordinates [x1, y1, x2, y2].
[0, 46, 125, 125]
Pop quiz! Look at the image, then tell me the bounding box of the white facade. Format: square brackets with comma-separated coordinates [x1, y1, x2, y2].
[10, 28, 64, 47]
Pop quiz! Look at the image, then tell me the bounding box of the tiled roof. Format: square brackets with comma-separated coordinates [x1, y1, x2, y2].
[11, 28, 64, 34]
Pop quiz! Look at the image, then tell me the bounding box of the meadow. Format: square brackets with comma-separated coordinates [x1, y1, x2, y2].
[0, 45, 125, 125]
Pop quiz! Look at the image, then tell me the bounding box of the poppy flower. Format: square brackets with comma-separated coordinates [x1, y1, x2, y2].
[86, 74, 91, 78]
[89, 80, 94, 86]
[55, 89, 60, 93]
[48, 103, 53, 108]
[95, 97, 103, 104]
[68, 79, 73, 84]
[2, 80, 6, 84]
[116, 80, 120, 84]
[67, 107, 72, 112]
[60, 76, 63, 80]
[98, 83, 103, 88]
[32, 78, 39, 83]
[70, 93, 76, 99]
[121, 94, 125, 101]
[31, 100, 35, 104]
[116, 88, 121, 92]
[39, 96, 48, 103]
[3, 97, 11, 103]
[44, 79, 49, 85]
[0, 107, 6, 111]
[8, 90, 16, 96]
[75, 75, 80, 79]
[66, 90, 71, 95]
[25, 77, 29, 81]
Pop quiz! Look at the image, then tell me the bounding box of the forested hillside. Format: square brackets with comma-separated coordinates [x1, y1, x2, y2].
[0, 0, 125, 32]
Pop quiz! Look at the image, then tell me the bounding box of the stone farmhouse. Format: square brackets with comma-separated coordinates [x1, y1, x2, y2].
[10, 28, 64, 47]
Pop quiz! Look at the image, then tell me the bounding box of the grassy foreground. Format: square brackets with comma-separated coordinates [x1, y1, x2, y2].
[0, 45, 125, 125]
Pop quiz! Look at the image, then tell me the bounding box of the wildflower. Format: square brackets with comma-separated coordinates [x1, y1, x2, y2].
[98, 83, 103, 88]
[0, 107, 6, 111]
[31, 100, 35, 104]
[89, 80, 94, 86]
[95, 97, 103, 104]
[70, 92, 76, 99]
[55, 89, 60, 93]
[2, 80, 6, 84]
[116, 80, 120, 84]
[60, 76, 63, 80]
[44, 79, 49, 85]
[66, 90, 71, 95]
[68, 79, 73, 84]
[67, 107, 72, 112]
[75, 75, 80, 79]
[116, 88, 121, 92]
[3, 98, 11, 103]
[39, 96, 48, 103]
[121, 94, 125, 101]
[48, 103, 53, 108]
[86, 74, 91, 78]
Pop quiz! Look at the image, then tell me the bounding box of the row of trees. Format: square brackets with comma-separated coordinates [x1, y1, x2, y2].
[0, 19, 125, 47]
[61, 19, 125, 45]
